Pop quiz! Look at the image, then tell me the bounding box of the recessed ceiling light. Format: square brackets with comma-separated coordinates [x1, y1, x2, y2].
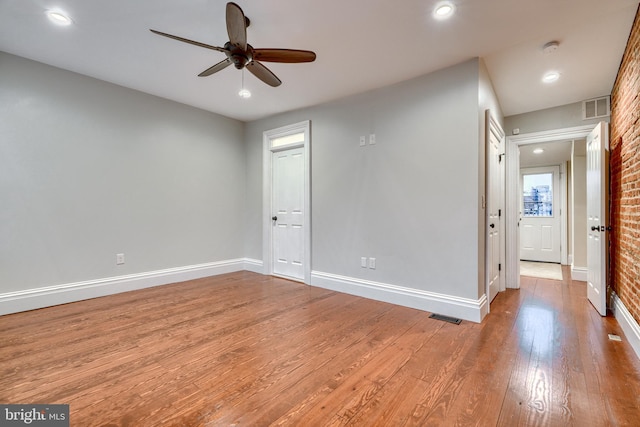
[533, 148, 545, 154]
[542, 71, 560, 83]
[238, 88, 251, 99]
[434, 3, 455, 19]
[46, 10, 72, 26]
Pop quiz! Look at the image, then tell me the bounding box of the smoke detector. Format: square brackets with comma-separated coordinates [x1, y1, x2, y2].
[542, 41, 559, 54]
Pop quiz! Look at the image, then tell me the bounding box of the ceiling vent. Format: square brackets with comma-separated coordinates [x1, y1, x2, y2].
[582, 96, 610, 120]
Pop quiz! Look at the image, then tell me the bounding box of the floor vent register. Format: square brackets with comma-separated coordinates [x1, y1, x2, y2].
[429, 313, 462, 325]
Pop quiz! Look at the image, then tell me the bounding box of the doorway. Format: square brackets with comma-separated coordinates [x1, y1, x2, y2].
[262, 121, 311, 283]
[506, 125, 594, 289]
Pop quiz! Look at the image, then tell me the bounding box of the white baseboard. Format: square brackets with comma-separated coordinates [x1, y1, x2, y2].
[571, 265, 587, 281]
[310, 271, 487, 323]
[0, 258, 251, 316]
[243, 258, 264, 273]
[611, 292, 640, 360]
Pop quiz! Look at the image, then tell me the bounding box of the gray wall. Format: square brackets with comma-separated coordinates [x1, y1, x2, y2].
[1, 52, 245, 293]
[505, 100, 607, 135]
[245, 58, 497, 301]
[3, 51, 504, 313]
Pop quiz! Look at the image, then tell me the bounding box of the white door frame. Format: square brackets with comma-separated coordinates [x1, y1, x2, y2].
[262, 120, 312, 284]
[506, 124, 593, 288]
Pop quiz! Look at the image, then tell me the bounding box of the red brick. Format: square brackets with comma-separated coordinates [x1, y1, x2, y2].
[611, 5, 640, 325]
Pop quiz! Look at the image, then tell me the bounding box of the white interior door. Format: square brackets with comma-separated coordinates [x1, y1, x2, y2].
[520, 166, 561, 263]
[272, 147, 305, 280]
[486, 113, 504, 303]
[586, 122, 609, 315]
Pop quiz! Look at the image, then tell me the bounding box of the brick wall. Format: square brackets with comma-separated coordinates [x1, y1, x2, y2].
[610, 6, 640, 324]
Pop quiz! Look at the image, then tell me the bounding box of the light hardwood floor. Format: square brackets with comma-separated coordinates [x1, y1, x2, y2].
[1, 269, 639, 426]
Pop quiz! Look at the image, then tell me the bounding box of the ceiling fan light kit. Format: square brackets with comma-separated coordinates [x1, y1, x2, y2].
[150, 2, 316, 88]
[238, 69, 251, 98]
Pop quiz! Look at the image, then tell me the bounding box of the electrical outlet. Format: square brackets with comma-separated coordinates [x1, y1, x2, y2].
[369, 257, 376, 269]
[116, 253, 125, 265]
[359, 136, 366, 146]
[369, 133, 376, 145]
[361, 257, 367, 268]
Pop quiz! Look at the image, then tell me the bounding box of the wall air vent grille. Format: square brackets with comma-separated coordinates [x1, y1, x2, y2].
[582, 96, 610, 120]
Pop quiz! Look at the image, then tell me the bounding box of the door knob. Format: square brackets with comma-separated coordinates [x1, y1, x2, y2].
[272, 216, 277, 221]
[591, 226, 600, 231]
[489, 223, 495, 229]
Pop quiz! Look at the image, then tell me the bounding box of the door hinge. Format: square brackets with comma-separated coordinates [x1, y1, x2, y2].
[498, 263, 502, 271]
[499, 153, 505, 163]
[498, 209, 502, 217]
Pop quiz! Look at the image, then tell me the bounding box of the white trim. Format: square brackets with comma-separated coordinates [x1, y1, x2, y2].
[0, 259, 248, 316]
[262, 120, 312, 284]
[611, 292, 640, 360]
[506, 125, 594, 289]
[243, 258, 264, 273]
[311, 271, 488, 323]
[570, 266, 588, 281]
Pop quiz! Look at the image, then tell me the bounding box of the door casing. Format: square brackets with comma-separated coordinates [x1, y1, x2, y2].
[262, 121, 311, 284]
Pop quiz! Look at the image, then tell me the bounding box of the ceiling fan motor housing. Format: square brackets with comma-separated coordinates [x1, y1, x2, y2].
[224, 42, 251, 69]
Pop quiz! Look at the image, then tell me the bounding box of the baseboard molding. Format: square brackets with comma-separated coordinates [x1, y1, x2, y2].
[243, 258, 264, 273]
[0, 258, 251, 316]
[611, 292, 640, 360]
[310, 271, 487, 323]
[571, 265, 588, 281]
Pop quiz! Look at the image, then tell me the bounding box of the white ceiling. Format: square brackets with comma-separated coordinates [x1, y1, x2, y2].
[520, 140, 574, 168]
[1, 0, 638, 122]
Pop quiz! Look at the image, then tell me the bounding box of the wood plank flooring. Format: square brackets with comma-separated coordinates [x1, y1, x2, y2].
[1, 269, 640, 426]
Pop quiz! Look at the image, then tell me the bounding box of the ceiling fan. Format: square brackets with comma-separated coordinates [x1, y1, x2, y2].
[150, 2, 316, 87]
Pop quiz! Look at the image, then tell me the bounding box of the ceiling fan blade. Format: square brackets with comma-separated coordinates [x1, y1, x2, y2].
[150, 29, 226, 53]
[226, 2, 247, 50]
[198, 59, 232, 77]
[253, 49, 317, 63]
[246, 61, 282, 87]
